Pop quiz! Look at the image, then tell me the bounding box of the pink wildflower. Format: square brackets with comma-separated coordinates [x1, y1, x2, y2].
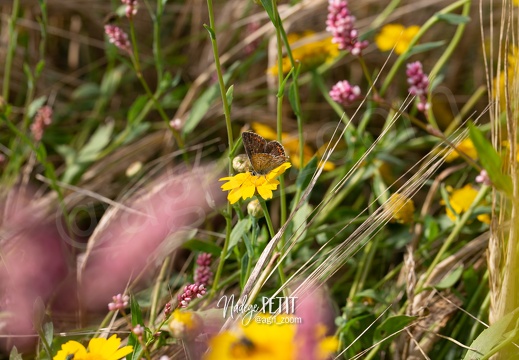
[329, 80, 361, 106]
[121, 0, 138, 18]
[326, 0, 368, 55]
[132, 324, 144, 337]
[177, 284, 206, 308]
[476, 169, 491, 186]
[164, 302, 172, 317]
[406, 61, 429, 112]
[194, 253, 213, 286]
[31, 106, 53, 141]
[108, 293, 129, 311]
[104, 25, 131, 53]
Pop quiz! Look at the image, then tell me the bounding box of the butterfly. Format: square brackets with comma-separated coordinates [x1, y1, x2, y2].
[241, 131, 289, 175]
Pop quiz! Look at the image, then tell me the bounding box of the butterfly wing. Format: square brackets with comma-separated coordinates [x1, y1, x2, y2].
[250, 153, 288, 175]
[265, 140, 287, 157]
[242, 131, 267, 160]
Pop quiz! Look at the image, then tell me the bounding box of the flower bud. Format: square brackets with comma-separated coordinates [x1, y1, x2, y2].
[247, 199, 264, 218]
[233, 154, 251, 173]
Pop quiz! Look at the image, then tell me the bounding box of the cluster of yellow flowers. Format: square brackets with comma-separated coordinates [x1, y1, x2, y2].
[205, 314, 337, 360]
[53, 335, 133, 360]
[268, 31, 339, 76]
[375, 24, 420, 55]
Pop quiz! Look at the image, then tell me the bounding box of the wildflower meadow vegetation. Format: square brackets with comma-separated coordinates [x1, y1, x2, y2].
[1, 0, 518, 359]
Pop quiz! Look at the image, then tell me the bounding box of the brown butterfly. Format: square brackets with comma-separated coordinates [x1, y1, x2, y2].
[242, 131, 289, 175]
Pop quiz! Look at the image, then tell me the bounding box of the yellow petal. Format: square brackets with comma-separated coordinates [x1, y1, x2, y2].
[53, 341, 87, 360]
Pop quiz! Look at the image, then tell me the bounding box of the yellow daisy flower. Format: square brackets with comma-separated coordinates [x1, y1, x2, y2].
[53, 335, 133, 360]
[375, 24, 420, 55]
[385, 193, 415, 224]
[204, 314, 337, 360]
[268, 31, 340, 76]
[220, 162, 291, 204]
[444, 138, 478, 162]
[251, 122, 335, 171]
[441, 184, 490, 224]
[168, 309, 202, 339]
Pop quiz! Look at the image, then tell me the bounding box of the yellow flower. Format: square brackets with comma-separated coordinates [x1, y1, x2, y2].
[268, 31, 339, 76]
[375, 24, 420, 55]
[168, 309, 202, 339]
[515, 0, 519, 6]
[441, 184, 490, 224]
[204, 314, 337, 360]
[220, 163, 291, 204]
[385, 193, 415, 224]
[251, 122, 335, 171]
[53, 335, 133, 360]
[444, 138, 478, 162]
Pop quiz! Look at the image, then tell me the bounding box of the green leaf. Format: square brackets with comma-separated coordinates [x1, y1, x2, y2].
[100, 66, 124, 98]
[9, 347, 23, 360]
[277, 67, 294, 97]
[182, 71, 232, 136]
[228, 218, 252, 257]
[463, 307, 519, 359]
[203, 24, 216, 40]
[259, 0, 276, 26]
[296, 156, 317, 189]
[373, 315, 417, 348]
[468, 122, 513, 194]
[406, 41, 446, 58]
[423, 215, 439, 241]
[129, 294, 144, 360]
[226, 85, 234, 111]
[434, 265, 464, 289]
[43, 322, 54, 351]
[33, 297, 46, 330]
[27, 96, 47, 118]
[437, 13, 471, 25]
[35, 59, 46, 77]
[60, 122, 114, 183]
[127, 95, 149, 125]
[182, 238, 222, 256]
[291, 202, 311, 243]
[72, 83, 101, 100]
[121, 122, 151, 145]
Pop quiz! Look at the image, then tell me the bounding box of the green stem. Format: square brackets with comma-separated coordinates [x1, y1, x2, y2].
[259, 198, 287, 288]
[211, 205, 232, 297]
[153, 0, 164, 84]
[426, 0, 471, 125]
[128, 19, 186, 154]
[272, 1, 288, 250]
[205, 0, 235, 297]
[2, 0, 20, 101]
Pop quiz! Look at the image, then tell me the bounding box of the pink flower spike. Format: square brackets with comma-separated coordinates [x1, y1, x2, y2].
[104, 25, 131, 53]
[406, 61, 429, 112]
[31, 106, 53, 141]
[108, 293, 130, 311]
[121, 0, 138, 18]
[326, 0, 368, 55]
[177, 284, 206, 308]
[194, 253, 213, 286]
[329, 80, 361, 106]
[476, 169, 491, 186]
[132, 324, 144, 336]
